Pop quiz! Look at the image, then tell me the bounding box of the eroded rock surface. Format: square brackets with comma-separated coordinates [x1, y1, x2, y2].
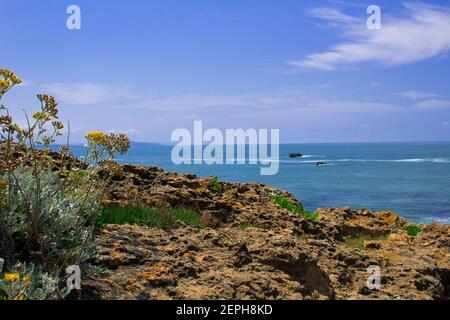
[83, 164, 449, 300]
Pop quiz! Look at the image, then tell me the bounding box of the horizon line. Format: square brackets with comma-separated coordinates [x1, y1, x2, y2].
[60, 140, 450, 147]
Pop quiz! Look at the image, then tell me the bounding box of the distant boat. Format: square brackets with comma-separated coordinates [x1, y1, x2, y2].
[288, 153, 303, 158]
[316, 161, 327, 166]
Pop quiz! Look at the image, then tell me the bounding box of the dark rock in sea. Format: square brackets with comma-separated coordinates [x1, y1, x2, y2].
[316, 161, 327, 166]
[289, 153, 303, 158]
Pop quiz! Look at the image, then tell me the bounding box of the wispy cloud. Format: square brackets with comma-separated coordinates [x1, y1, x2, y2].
[107, 88, 406, 116]
[43, 82, 447, 116]
[398, 90, 437, 100]
[305, 100, 400, 113]
[309, 7, 359, 25]
[44, 83, 138, 105]
[414, 99, 450, 111]
[289, 3, 450, 70]
[114, 89, 307, 111]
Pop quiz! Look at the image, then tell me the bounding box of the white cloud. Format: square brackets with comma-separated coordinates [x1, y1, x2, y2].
[41, 82, 445, 116]
[414, 99, 450, 111]
[116, 89, 307, 111]
[45, 83, 137, 105]
[303, 100, 400, 113]
[289, 3, 450, 70]
[309, 7, 360, 25]
[398, 90, 437, 100]
[109, 88, 403, 116]
[442, 121, 449, 127]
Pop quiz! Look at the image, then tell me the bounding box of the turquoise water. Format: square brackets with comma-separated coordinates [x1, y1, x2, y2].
[74, 142, 450, 224]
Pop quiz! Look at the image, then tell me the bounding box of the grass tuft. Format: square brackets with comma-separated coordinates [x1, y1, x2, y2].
[96, 206, 202, 230]
[170, 208, 203, 229]
[271, 195, 318, 220]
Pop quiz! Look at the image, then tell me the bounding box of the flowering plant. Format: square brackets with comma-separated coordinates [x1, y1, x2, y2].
[0, 69, 130, 299]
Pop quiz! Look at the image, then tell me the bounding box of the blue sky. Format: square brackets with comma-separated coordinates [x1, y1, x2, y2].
[1, 0, 450, 143]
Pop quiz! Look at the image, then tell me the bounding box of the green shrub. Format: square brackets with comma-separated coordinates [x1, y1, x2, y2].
[208, 176, 222, 192]
[97, 206, 202, 230]
[405, 225, 421, 236]
[271, 195, 318, 220]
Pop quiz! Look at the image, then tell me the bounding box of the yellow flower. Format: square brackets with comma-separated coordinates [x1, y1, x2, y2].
[32, 111, 51, 122]
[11, 75, 22, 85]
[14, 294, 27, 300]
[3, 273, 20, 282]
[85, 131, 109, 146]
[22, 276, 30, 285]
[0, 199, 7, 208]
[0, 69, 14, 78]
[0, 79, 10, 88]
[0, 69, 22, 93]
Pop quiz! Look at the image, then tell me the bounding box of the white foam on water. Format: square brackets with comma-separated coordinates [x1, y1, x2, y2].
[304, 158, 450, 163]
[422, 216, 450, 224]
[392, 158, 450, 163]
[278, 157, 450, 165]
[300, 155, 326, 158]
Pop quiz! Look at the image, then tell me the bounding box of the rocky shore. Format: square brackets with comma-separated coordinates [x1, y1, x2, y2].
[83, 164, 449, 300]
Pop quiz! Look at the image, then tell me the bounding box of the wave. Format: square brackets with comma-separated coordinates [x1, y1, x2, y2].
[334, 158, 450, 163]
[422, 216, 450, 224]
[282, 160, 328, 163]
[392, 158, 449, 163]
[282, 157, 450, 164]
[300, 155, 326, 158]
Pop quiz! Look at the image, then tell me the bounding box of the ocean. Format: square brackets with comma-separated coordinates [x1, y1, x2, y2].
[73, 142, 450, 224]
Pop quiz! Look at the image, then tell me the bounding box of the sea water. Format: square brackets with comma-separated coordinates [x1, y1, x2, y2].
[72, 141, 450, 224]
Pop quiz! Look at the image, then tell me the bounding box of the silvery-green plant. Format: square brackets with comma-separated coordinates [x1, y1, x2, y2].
[4, 166, 101, 271]
[0, 69, 130, 299]
[0, 262, 59, 300]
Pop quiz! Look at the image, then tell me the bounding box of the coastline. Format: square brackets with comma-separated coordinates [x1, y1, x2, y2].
[103, 141, 450, 224]
[82, 162, 450, 300]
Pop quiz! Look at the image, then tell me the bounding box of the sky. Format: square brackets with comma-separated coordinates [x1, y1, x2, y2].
[1, 0, 450, 143]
